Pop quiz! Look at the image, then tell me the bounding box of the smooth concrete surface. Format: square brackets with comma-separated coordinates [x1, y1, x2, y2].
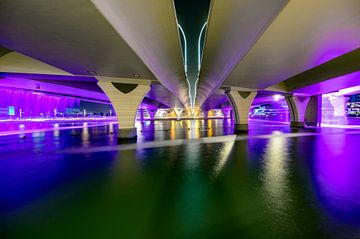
[97, 78, 150, 136]
[234, 123, 249, 132]
[225, 90, 257, 126]
[118, 127, 137, 139]
[286, 95, 310, 127]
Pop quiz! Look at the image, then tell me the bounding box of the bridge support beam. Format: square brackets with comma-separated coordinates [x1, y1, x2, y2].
[139, 108, 146, 122]
[147, 108, 158, 121]
[174, 108, 183, 121]
[285, 95, 310, 128]
[225, 90, 257, 132]
[305, 95, 322, 127]
[203, 110, 209, 120]
[222, 107, 232, 119]
[97, 77, 150, 139]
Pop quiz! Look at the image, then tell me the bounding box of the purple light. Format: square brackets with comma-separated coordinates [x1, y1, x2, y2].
[273, 94, 283, 102]
[313, 133, 360, 223]
[0, 87, 80, 118]
[0, 120, 118, 137]
[249, 98, 290, 122]
[322, 86, 360, 127]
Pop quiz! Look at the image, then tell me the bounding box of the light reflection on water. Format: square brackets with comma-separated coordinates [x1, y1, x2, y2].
[262, 131, 290, 213]
[0, 120, 359, 238]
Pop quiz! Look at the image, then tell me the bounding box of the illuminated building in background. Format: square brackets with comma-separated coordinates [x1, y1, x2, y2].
[249, 99, 290, 122]
[347, 94, 360, 117]
[322, 92, 360, 126]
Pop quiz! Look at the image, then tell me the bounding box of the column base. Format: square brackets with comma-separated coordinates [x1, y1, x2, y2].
[118, 127, 137, 139]
[290, 121, 305, 128]
[305, 122, 319, 127]
[234, 124, 248, 132]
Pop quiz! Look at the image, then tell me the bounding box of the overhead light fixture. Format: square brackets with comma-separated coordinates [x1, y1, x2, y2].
[133, 74, 141, 78]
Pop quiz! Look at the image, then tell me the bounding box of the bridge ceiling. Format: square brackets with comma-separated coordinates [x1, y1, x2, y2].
[0, 1, 154, 78]
[201, 90, 229, 111]
[196, 0, 288, 107]
[197, 0, 360, 107]
[224, 0, 360, 91]
[0, 0, 190, 108]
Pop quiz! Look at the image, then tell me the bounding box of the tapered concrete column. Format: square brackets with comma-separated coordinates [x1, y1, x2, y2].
[222, 108, 231, 119]
[203, 110, 209, 120]
[139, 108, 146, 122]
[147, 108, 157, 121]
[305, 95, 322, 127]
[328, 96, 349, 117]
[97, 77, 150, 139]
[225, 90, 257, 132]
[285, 95, 310, 128]
[174, 108, 183, 121]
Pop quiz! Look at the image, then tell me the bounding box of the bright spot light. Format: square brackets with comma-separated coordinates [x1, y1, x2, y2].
[19, 124, 25, 129]
[273, 94, 282, 102]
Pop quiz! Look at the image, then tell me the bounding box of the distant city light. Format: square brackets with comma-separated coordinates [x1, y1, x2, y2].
[273, 94, 283, 102]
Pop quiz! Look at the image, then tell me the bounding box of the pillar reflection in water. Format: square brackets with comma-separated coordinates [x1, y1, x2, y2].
[170, 120, 176, 140]
[261, 131, 291, 213]
[185, 120, 200, 139]
[178, 137, 209, 232]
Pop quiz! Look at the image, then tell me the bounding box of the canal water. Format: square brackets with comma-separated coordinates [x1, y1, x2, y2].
[0, 120, 359, 238]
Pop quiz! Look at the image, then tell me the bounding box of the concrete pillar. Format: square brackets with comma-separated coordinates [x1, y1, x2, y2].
[139, 108, 146, 122]
[305, 95, 322, 127]
[328, 95, 349, 125]
[225, 90, 257, 132]
[222, 108, 231, 119]
[203, 110, 209, 120]
[174, 108, 183, 121]
[285, 95, 310, 128]
[328, 95, 349, 117]
[97, 77, 150, 139]
[147, 108, 157, 121]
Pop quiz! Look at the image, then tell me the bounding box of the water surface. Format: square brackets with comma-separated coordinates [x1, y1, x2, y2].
[0, 120, 359, 238]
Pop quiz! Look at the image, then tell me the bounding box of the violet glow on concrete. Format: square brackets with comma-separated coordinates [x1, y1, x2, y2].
[0, 88, 80, 118]
[0, 72, 97, 82]
[322, 90, 360, 126]
[222, 107, 232, 119]
[309, 32, 360, 67]
[0, 121, 117, 137]
[137, 103, 160, 121]
[0, 76, 109, 103]
[293, 71, 360, 96]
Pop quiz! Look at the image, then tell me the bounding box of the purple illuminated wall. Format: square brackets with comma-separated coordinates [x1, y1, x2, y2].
[322, 93, 360, 126]
[0, 88, 80, 118]
[249, 100, 290, 122]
